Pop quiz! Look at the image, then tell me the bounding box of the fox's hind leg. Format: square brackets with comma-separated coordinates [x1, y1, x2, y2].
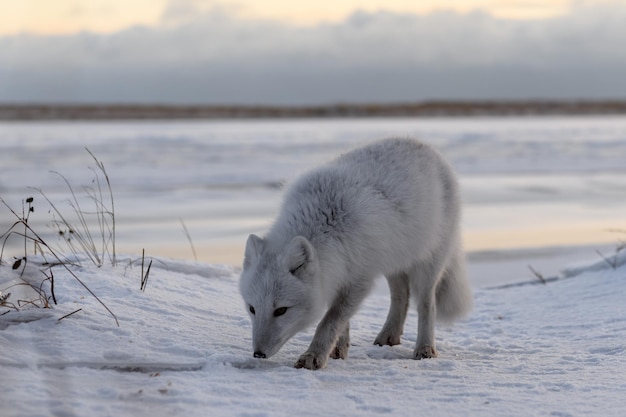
[409, 257, 447, 359]
[374, 272, 410, 346]
[330, 322, 350, 359]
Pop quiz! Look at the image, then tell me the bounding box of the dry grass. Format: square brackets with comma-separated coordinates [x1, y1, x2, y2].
[0, 149, 119, 325]
[38, 148, 116, 268]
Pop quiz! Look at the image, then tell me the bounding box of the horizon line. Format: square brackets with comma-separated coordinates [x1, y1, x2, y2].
[2, 99, 626, 121]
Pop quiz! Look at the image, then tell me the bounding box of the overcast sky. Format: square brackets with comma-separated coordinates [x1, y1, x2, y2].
[1, 0, 625, 104]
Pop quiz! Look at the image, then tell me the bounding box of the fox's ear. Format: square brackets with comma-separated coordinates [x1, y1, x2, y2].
[243, 234, 264, 270]
[284, 236, 316, 279]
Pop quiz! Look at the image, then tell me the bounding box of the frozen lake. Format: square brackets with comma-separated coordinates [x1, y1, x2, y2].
[1, 116, 626, 272]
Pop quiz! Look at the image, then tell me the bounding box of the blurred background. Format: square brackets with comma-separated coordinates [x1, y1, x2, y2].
[1, 0, 625, 285]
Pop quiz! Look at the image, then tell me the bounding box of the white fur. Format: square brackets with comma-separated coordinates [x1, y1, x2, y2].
[239, 138, 472, 369]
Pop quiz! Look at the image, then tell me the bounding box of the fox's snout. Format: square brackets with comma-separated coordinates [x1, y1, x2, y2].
[253, 351, 267, 359]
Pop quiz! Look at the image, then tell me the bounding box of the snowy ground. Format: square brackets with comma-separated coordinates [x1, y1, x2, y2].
[1, 116, 625, 415]
[1, 249, 625, 417]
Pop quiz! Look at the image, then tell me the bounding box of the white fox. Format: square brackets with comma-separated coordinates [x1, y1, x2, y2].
[239, 138, 472, 370]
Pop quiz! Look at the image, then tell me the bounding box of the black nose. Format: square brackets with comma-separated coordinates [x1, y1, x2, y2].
[253, 351, 266, 359]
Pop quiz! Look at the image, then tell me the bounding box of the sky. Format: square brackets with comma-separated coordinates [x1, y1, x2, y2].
[0, 0, 625, 105]
[0, 0, 580, 35]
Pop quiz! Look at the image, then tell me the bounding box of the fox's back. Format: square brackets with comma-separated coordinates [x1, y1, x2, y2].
[268, 138, 460, 275]
[333, 138, 452, 213]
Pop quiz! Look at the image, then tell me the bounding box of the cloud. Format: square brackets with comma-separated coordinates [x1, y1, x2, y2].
[160, 0, 237, 26]
[1, 1, 625, 104]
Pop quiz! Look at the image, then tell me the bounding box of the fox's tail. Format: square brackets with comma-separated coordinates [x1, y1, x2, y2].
[435, 244, 473, 323]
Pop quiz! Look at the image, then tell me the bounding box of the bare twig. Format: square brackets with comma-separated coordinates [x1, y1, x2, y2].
[0, 219, 23, 265]
[141, 249, 145, 284]
[58, 308, 82, 322]
[528, 265, 547, 284]
[140, 256, 153, 293]
[42, 267, 57, 305]
[605, 229, 626, 254]
[21, 198, 34, 272]
[596, 249, 617, 270]
[180, 218, 198, 261]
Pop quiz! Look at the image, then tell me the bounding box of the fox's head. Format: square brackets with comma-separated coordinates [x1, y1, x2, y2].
[239, 234, 324, 359]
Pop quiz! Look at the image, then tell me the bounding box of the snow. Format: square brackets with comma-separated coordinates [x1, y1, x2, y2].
[2, 250, 625, 416]
[1, 116, 626, 415]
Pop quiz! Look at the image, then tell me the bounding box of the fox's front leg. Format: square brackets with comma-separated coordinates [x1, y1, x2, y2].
[295, 312, 348, 370]
[295, 284, 369, 370]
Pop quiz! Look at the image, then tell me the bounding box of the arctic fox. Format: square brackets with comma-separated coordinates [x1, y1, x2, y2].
[239, 138, 472, 370]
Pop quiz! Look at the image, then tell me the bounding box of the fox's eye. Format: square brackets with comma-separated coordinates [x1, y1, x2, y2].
[273, 307, 288, 317]
[249, 305, 255, 315]
[289, 263, 305, 275]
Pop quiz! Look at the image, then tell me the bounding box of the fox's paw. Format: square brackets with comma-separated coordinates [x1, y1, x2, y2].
[413, 345, 438, 360]
[295, 351, 327, 370]
[374, 323, 403, 346]
[330, 340, 350, 360]
[373, 331, 402, 347]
